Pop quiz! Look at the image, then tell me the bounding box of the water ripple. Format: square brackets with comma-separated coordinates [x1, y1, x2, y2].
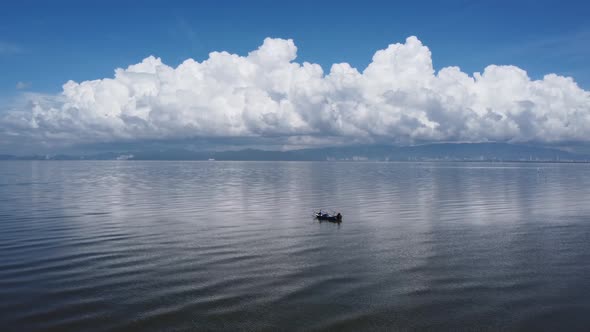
[1, 161, 590, 331]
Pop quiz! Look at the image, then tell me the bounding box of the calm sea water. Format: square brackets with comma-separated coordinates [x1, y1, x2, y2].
[1, 161, 590, 331]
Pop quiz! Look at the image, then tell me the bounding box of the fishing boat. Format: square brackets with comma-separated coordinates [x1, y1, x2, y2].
[314, 210, 342, 222]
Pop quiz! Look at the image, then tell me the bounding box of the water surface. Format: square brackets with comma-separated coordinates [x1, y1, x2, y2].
[1, 161, 590, 331]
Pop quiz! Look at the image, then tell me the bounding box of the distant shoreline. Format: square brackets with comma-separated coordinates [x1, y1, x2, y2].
[2, 143, 589, 163]
[1, 159, 588, 164]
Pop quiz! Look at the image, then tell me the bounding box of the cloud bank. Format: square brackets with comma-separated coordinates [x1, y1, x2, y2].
[2, 36, 589, 148]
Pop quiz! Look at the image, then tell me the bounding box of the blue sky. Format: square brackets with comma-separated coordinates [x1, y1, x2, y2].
[1, 0, 589, 98]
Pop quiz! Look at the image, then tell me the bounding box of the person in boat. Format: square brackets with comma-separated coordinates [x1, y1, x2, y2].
[336, 213, 342, 219]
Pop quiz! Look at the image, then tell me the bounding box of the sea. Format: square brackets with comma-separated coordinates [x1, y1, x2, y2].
[1, 161, 589, 331]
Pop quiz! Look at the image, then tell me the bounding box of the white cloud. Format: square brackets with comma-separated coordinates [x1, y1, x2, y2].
[1, 36, 590, 148]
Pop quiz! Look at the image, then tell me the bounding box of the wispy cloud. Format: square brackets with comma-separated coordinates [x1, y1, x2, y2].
[171, 16, 204, 55]
[15, 81, 31, 90]
[0, 41, 22, 55]
[504, 29, 590, 60]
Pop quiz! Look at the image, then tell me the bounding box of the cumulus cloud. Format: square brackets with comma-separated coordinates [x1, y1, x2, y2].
[1, 36, 589, 148]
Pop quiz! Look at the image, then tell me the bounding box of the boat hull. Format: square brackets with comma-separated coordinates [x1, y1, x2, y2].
[315, 213, 342, 222]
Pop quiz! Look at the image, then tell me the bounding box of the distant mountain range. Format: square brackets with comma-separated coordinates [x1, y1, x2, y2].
[1, 143, 588, 162]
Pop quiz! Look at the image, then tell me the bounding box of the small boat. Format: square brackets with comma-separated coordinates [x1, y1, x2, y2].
[314, 210, 342, 222]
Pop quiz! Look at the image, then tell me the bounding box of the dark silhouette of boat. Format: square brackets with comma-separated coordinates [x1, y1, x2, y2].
[314, 210, 342, 222]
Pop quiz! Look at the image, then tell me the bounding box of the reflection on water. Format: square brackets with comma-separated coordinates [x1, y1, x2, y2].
[1, 161, 590, 331]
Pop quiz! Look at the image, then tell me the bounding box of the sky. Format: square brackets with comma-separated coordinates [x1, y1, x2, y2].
[1, 0, 589, 154]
